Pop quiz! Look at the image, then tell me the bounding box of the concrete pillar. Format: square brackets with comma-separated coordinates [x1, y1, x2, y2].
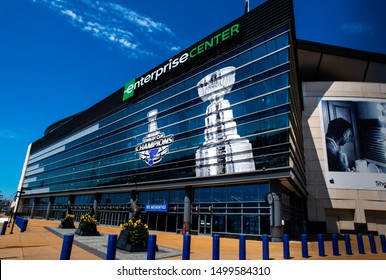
[354, 205, 366, 223]
[354, 203, 368, 233]
[30, 200, 36, 219]
[183, 187, 192, 234]
[270, 192, 283, 241]
[45, 197, 54, 220]
[267, 180, 283, 241]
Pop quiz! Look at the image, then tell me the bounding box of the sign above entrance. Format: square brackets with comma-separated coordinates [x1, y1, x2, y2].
[144, 204, 168, 213]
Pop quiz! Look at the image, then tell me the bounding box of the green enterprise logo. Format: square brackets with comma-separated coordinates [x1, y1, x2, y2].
[122, 23, 240, 102]
[123, 78, 136, 101]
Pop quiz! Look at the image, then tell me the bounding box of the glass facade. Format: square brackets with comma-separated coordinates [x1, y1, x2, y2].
[24, 27, 290, 194]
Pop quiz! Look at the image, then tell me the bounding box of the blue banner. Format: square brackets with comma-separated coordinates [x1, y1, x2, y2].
[144, 204, 168, 213]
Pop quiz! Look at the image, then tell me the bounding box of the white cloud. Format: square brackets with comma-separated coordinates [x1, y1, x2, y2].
[106, 3, 170, 33]
[61, 9, 83, 23]
[170, 46, 181, 52]
[119, 38, 136, 49]
[31, 0, 184, 58]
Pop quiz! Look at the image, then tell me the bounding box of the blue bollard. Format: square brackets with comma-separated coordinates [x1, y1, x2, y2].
[212, 234, 220, 260]
[182, 234, 191, 260]
[332, 234, 339, 256]
[379, 234, 386, 253]
[369, 234, 377, 254]
[262, 234, 269, 260]
[60, 234, 74, 260]
[357, 234, 365, 254]
[317, 234, 325, 257]
[239, 234, 246, 260]
[15, 216, 21, 229]
[147, 234, 157, 260]
[344, 234, 353, 255]
[301, 234, 308, 258]
[1, 221, 8, 235]
[283, 234, 290, 259]
[106, 234, 117, 260]
[21, 219, 28, 232]
[380, 235, 386, 253]
[16, 216, 23, 229]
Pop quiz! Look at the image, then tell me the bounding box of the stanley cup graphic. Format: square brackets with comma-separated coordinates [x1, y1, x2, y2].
[195, 66, 255, 176]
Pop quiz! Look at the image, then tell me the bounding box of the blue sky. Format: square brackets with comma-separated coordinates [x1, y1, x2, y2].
[0, 0, 385, 199]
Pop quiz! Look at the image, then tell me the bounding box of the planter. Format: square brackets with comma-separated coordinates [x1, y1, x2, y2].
[59, 219, 75, 229]
[60, 214, 76, 229]
[117, 243, 149, 252]
[75, 228, 100, 236]
[59, 223, 75, 229]
[75, 223, 99, 236]
[116, 230, 157, 252]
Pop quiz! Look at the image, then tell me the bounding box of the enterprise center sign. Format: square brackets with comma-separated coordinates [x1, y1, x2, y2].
[122, 24, 240, 101]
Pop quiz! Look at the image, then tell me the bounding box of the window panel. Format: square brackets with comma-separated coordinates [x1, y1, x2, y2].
[242, 185, 259, 201]
[227, 215, 241, 233]
[258, 183, 270, 201]
[227, 186, 242, 202]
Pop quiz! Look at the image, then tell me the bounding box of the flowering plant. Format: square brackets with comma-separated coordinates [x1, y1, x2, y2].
[79, 213, 97, 232]
[60, 214, 75, 228]
[63, 214, 74, 222]
[120, 219, 149, 246]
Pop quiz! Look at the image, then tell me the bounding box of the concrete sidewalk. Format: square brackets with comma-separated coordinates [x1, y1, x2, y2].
[1, 218, 385, 260]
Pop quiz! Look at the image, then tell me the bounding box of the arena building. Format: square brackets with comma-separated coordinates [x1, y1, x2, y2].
[15, 0, 386, 237]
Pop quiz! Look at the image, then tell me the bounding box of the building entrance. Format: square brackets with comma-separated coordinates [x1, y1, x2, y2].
[199, 214, 212, 235]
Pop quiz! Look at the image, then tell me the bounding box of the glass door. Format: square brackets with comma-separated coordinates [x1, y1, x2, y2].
[199, 214, 212, 235]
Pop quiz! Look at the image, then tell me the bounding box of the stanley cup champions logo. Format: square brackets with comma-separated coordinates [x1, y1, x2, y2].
[136, 109, 173, 166]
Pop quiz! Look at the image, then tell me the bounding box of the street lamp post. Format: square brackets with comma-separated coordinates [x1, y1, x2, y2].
[9, 187, 31, 234]
[7, 199, 16, 227]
